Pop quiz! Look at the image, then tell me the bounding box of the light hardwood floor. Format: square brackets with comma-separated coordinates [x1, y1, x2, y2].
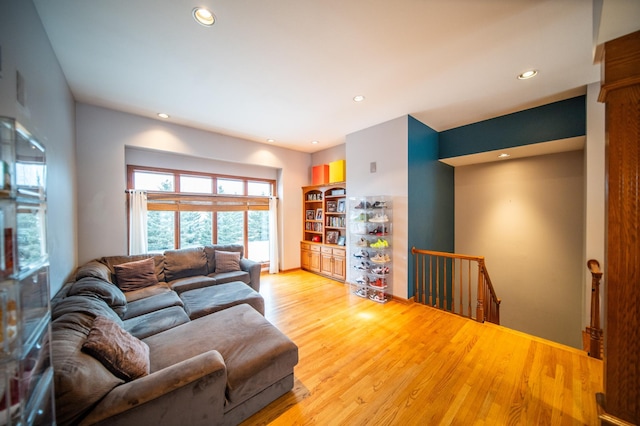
[241, 270, 603, 425]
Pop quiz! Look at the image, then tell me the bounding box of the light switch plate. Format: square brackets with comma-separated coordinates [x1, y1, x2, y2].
[370, 162, 377, 173]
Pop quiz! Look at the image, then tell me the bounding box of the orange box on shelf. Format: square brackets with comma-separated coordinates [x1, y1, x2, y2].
[312, 164, 329, 185]
[329, 160, 345, 183]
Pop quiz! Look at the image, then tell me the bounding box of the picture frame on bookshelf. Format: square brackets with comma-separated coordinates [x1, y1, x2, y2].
[337, 200, 345, 213]
[326, 230, 339, 244]
[306, 210, 315, 220]
[337, 235, 346, 246]
[316, 208, 323, 220]
[326, 200, 337, 212]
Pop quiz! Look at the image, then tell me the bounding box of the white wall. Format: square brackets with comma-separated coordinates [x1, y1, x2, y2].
[346, 116, 409, 299]
[310, 144, 346, 181]
[0, 0, 77, 296]
[584, 83, 606, 329]
[75, 103, 309, 271]
[455, 150, 585, 348]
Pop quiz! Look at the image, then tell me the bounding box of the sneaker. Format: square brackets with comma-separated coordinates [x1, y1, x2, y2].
[372, 201, 387, 209]
[353, 261, 370, 271]
[370, 239, 389, 249]
[355, 275, 369, 285]
[369, 292, 387, 303]
[370, 253, 390, 263]
[351, 212, 368, 222]
[355, 237, 368, 247]
[369, 278, 386, 289]
[353, 249, 369, 259]
[355, 287, 368, 298]
[369, 214, 389, 223]
[371, 265, 389, 275]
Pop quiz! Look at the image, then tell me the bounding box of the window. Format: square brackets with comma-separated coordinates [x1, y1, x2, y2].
[128, 166, 275, 265]
[180, 175, 212, 194]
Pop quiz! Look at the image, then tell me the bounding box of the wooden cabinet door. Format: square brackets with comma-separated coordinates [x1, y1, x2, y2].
[320, 253, 333, 276]
[332, 255, 346, 280]
[300, 249, 310, 270]
[309, 250, 321, 273]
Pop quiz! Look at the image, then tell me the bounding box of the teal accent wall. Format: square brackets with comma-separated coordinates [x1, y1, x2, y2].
[439, 95, 586, 159]
[407, 116, 454, 298]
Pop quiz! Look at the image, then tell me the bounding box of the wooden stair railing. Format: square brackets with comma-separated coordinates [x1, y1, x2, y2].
[411, 247, 501, 324]
[585, 259, 604, 360]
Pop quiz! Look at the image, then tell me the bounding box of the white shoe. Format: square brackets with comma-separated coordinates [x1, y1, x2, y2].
[369, 214, 389, 223]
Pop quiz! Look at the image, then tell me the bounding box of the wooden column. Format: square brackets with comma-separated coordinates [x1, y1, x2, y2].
[599, 30, 640, 425]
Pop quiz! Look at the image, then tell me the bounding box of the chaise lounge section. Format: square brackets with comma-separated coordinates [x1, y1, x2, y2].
[51, 244, 298, 425]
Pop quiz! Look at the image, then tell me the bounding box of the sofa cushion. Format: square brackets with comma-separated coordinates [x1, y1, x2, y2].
[164, 247, 208, 282]
[209, 270, 250, 286]
[75, 260, 112, 283]
[181, 282, 265, 319]
[52, 312, 124, 426]
[143, 304, 298, 408]
[168, 275, 217, 294]
[113, 257, 159, 292]
[215, 250, 242, 273]
[52, 295, 123, 326]
[204, 244, 244, 274]
[68, 277, 127, 317]
[102, 254, 166, 283]
[82, 315, 150, 381]
[122, 290, 184, 320]
[123, 306, 191, 339]
[123, 283, 172, 303]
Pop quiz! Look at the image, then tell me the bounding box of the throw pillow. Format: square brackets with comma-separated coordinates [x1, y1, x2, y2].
[113, 257, 159, 292]
[82, 315, 150, 381]
[52, 312, 124, 425]
[214, 250, 241, 273]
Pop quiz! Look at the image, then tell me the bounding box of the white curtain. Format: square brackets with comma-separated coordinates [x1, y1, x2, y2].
[129, 190, 148, 255]
[269, 197, 279, 274]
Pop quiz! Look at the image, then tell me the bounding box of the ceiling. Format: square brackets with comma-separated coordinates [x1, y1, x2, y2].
[33, 0, 600, 153]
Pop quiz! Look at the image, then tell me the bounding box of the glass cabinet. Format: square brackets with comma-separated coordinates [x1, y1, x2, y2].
[0, 117, 54, 425]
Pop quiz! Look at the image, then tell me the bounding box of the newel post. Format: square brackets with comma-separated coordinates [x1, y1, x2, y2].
[476, 259, 485, 322]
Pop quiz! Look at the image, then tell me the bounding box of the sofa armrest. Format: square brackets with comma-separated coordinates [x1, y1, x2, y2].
[80, 350, 227, 426]
[240, 258, 261, 292]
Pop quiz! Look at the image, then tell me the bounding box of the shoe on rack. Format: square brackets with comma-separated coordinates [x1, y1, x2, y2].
[355, 275, 369, 285]
[351, 212, 368, 222]
[369, 292, 387, 303]
[370, 238, 389, 249]
[369, 214, 389, 223]
[356, 237, 368, 247]
[371, 265, 390, 275]
[369, 278, 386, 289]
[353, 261, 371, 271]
[353, 249, 369, 259]
[355, 287, 368, 298]
[372, 201, 387, 209]
[370, 253, 390, 263]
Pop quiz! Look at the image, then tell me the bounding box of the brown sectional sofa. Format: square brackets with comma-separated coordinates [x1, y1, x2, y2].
[51, 244, 298, 426]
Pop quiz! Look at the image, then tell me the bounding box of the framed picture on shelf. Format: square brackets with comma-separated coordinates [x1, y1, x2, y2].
[326, 200, 337, 212]
[316, 208, 323, 220]
[326, 230, 339, 244]
[306, 210, 315, 220]
[337, 235, 346, 246]
[337, 200, 345, 213]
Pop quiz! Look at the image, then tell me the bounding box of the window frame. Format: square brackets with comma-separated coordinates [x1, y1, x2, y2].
[127, 165, 276, 264]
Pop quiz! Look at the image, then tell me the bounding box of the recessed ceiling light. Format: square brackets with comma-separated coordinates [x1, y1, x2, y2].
[353, 95, 365, 102]
[311, 140, 319, 145]
[498, 153, 510, 158]
[157, 113, 170, 119]
[517, 69, 538, 80]
[267, 138, 275, 143]
[192, 7, 215, 26]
